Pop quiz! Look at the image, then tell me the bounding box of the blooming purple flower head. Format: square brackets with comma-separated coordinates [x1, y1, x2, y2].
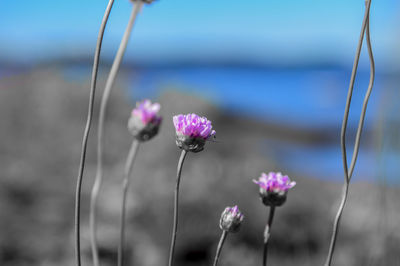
[173, 113, 216, 153]
[254, 172, 296, 192]
[219, 205, 244, 233]
[173, 113, 215, 139]
[253, 172, 296, 207]
[132, 99, 161, 124]
[128, 99, 162, 141]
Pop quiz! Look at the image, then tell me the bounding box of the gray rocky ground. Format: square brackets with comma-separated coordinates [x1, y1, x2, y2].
[0, 65, 399, 266]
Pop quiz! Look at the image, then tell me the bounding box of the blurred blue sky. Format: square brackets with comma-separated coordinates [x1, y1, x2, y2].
[1, 0, 399, 67]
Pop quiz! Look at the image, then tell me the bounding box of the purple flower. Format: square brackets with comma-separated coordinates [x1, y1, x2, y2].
[253, 172, 296, 193]
[173, 113, 216, 152]
[128, 99, 162, 141]
[173, 113, 216, 139]
[132, 99, 161, 125]
[220, 205, 244, 233]
[253, 172, 296, 207]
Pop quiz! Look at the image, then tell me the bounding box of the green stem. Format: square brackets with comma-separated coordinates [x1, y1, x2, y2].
[168, 150, 188, 266]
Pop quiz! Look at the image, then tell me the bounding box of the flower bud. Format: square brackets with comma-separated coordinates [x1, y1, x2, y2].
[128, 99, 162, 141]
[173, 113, 216, 153]
[219, 206, 244, 233]
[253, 172, 296, 207]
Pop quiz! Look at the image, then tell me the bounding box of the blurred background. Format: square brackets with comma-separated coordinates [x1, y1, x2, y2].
[1, 0, 400, 265]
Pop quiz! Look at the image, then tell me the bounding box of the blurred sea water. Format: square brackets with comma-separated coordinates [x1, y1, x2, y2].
[128, 67, 381, 128]
[59, 65, 399, 184]
[56, 64, 400, 184]
[126, 66, 399, 184]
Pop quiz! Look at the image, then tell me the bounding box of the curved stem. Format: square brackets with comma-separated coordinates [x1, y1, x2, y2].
[117, 139, 140, 266]
[89, 3, 143, 266]
[263, 206, 275, 266]
[339, 0, 372, 184]
[168, 150, 188, 266]
[348, 4, 375, 180]
[74, 1, 114, 266]
[325, 1, 373, 266]
[324, 182, 349, 266]
[213, 231, 228, 266]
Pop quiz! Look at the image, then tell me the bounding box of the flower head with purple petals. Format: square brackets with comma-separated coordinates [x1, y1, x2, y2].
[173, 113, 216, 139]
[128, 99, 162, 141]
[219, 205, 244, 233]
[253, 172, 296, 207]
[132, 99, 161, 125]
[254, 172, 296, 193]
[173, 113, 216, 152]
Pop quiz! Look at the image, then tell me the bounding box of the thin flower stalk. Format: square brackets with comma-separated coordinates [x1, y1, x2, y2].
[253, 172, 295, 266]
[168, 150, 188, 266]
[89, 2, 144, 266]
[168, 114, 216, 266]
[213, 231, 228, 266]
[118, 139, 140, 266]
[348, 2, 375, 180]
[117, 100, 161, 266]
[263, 206, 275, 266]
[214, 206, 243, 266]
[74, 1, 115, 266]
[325, 1, 374, 265]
